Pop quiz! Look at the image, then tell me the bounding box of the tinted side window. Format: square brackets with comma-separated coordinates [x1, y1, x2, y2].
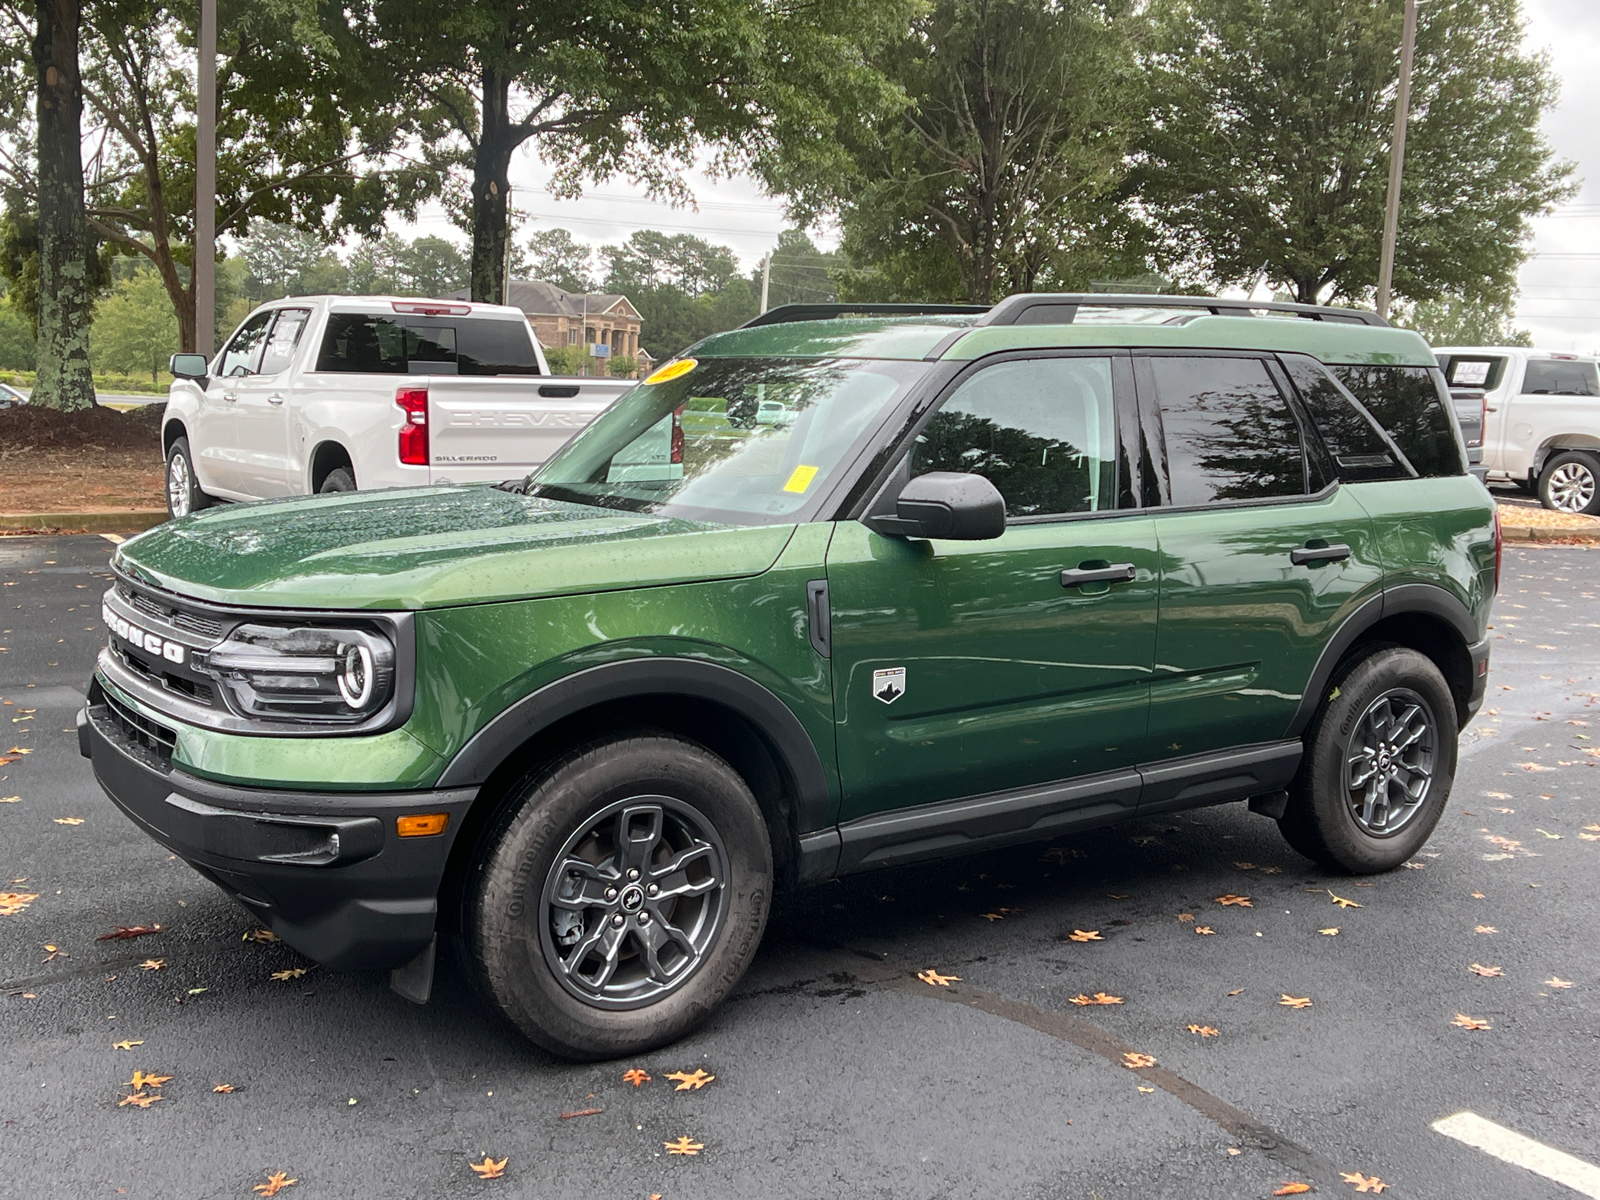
[1145, 357, 1306, 505]
[316, 314, 408, 373]
[455, 320, 541, 375]
[217, 311, 273, 378]
[1280, 358, 1410, 482]
[910, 357, 1117, 517]
[1522, 360, 1599, 396]
[257, 308, 310, 376]
[1330, 365, 1463, 477]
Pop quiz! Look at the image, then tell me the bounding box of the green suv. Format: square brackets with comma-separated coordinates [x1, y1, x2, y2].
[81, 295, 1498, 1059]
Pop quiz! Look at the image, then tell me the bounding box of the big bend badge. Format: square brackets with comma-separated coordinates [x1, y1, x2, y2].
[872, 667, 906, 705]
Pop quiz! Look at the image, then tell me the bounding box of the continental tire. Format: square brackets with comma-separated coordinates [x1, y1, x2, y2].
[468, 733, 772, 1060]
[1279, 646, 1457, 873]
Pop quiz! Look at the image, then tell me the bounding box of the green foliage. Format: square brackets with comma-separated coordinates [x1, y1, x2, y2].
[541, 343, 588, 375]
[1137, 0, 1575, 305]
[91, 269, 180, 383]
[0, 299, 36, 370]
[524, 229, 594, 293]
[240, 222, 348, 300]
[607, 354, 639, 378]
[602, 232, 742, 298]
[834, 0, 1147, 304]
[762, 229, 840, 308]
[0, 202, 114, 333]
[399, 235, 468, 298]
[348, 234, 408, 294]
[1401, 292, 1534, 348]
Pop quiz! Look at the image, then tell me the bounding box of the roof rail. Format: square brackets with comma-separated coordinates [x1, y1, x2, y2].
[739, 302, 989, 329]
[978, 293, 1389, 328]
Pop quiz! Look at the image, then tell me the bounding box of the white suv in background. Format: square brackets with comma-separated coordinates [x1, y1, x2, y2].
[1434, 346, 1600, 514]
[161, 297, 635, 517]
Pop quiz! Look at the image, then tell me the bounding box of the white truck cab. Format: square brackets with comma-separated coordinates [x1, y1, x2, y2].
[161, 296, 636, 517]
[1434, 346, 1600, 514]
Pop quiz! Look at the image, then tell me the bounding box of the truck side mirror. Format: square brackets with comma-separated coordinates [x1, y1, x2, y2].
[169, 353, 209, 381]
[867, 471, 1006, 540]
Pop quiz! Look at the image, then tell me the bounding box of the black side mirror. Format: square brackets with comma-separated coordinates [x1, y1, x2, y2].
[169, 353, 209, 381]
[868, 471, 1006, 540]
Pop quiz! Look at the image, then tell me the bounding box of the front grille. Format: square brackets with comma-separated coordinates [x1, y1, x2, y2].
[118, 583, 226, 639]
[102, 689, 177, 768]
[114, 644, 217, 708]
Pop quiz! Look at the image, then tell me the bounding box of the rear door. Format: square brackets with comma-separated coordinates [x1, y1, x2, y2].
[1135, 353, 1384, 782]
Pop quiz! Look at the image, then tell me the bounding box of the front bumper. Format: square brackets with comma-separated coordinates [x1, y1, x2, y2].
[80, 684, 477, 971]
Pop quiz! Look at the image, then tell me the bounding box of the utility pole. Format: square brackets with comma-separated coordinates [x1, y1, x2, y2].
[194, 0, 216, 354]
[759, 252, 771, 314]
[502, 186, 514, 305]
[1376, 0, 1418, 322]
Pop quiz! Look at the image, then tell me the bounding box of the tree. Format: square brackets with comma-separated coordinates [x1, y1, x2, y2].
[30, 0, 96, 408]
[761, 228, 839, 309]
[1403, 291, 1533, 348]
[607, 353, 638, 378]
[523, 227, 592, 293]
[397, 234, 466, 298]
[239, 221, 336, 298]
[90, 266, 177, 381]
[345, 0, 914, 303]
[541, 343, 585, 375]
[1137, 0, 1574, 305]
[0, 297, 35, 369]
[347, 232, 407, 294]
[602, 231, 741, 298]
[834, 0, 1146, 305]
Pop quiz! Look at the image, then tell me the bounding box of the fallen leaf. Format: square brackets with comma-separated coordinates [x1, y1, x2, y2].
[53, 817, 84, 826]
[980, 912, 1005, 922]
[996, 906, 1023, 916]
[1176, 912, 1195, 922]
[1214, 894, 1253, 907]
[138, 959, 166, 971]
[112, 1040, 143, 1051]
[127, 1071, 172, 1091]
[1580, 832, 1600, 842]
[1137, 1085, 1155, 1093]
[1067, 929, 1104, 942]
[1279, 995, 1313, 1009]
[1227, 988, 1245, 996]
[1485, 791, 1512, 799]
[1471, 891, 1486, 899]
[1067, 992, 1124, 1006]
[117, 1092, 162, 1108]
[270, 968, 307, 981]
[242, 928, 280, 943]
[1194, 925, 1215, 935]
[1469, 963, 1505, 978]
[1328, 892, 1362, 909]
[212, 1083, 235, 1093]
[1186, 1024, 1220, 1037]
[664, 1068, 715, 1091]
[1340, 1172, 1388, 1193]
[1451, 1013, 1491, 1030]
[1475, 925, 1498, 934]
[468, 1157, 507, 1180]
[97, 924, 162, 941]
[1545, 977, 1573, 989]
[917, 968, 960, 986]
[1106, 893, 1129, 899]
[1233, 862, 1256, 870]
[664, 1136, 704, 1156]
[622, 1069, 651, 1087]
[253, 1171, 298, 1195]
[1402, 861, 1425, 869]
[1259, 866, 1283, 875]
[1535, 829, 1563, 840]
[559, 1107, 603, 1120]
[1319, 927, 1340, 936]
[0, 795, 19, 803]
[1518, 762, 1553, 771]
[1490, 807, 1515, 814]
[5, 746, 31, 755]
[0, 891, 38, 916]
[1274, 1185, 1313, 1196]
[1121, 1052, 1157, 1069]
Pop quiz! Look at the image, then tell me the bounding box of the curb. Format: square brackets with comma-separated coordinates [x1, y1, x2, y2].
[0, 510, 167, 535]
[1499, 523, 1599, 544]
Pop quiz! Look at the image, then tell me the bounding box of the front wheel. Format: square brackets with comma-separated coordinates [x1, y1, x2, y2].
[1539, 450, 1600, 515]
[165, 436, 214, 519]
[1278, 646, 1458, 873]
[467, 733, 772, 1059]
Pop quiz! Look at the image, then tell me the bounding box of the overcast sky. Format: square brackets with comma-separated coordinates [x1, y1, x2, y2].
[406, 0, 1598, 349]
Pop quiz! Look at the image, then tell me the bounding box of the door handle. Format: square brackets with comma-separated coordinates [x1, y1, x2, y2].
[268, 394, 285, 406]
[1060, 563, 1136, 588]
[1290, 542, 1352, 566]
[222, 392, 237, 403]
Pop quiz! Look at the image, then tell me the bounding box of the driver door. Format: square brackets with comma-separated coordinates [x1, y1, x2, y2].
[196, 310, 273, 497]
[825, 352, 1160, 824]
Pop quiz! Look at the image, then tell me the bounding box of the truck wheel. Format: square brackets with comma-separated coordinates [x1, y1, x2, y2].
[1278, 647, 1457, 873]
[165, 437, 214, 518]
[318, 467, 356, 493]
[468, 733, 772, 1060]
[1538, 451, 1600, 515]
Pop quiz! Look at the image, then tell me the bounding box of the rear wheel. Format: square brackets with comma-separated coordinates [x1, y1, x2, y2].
[468, 733, 772, 1060]
[165, 436, 214, 518]
[1278, 646, 1457, 873]
[318, 466, 356, 494]
[1538, 450, 1600, 515]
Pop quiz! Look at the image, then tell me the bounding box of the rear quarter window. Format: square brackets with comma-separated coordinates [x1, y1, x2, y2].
[1521, 359, 1599, 396]
[1328, 365, 1464, 478]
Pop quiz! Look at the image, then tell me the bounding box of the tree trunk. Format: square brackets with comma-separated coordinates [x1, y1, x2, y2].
[469, 65, 513, 303]
[32, 0, 96, 411]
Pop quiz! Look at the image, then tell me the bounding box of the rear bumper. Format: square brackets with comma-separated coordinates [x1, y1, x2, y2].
[80, 686, 476, 971]
[1465, 637, 1491, 722]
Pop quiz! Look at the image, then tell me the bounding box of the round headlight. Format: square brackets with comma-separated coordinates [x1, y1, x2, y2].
[337, 642, 374, 708]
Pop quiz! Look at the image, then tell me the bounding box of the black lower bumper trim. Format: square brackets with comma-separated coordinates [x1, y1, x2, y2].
[82, 699, 477, 971]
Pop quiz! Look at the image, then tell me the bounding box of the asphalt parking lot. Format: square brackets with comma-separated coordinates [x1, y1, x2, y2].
[2, 535, 1598, 1199]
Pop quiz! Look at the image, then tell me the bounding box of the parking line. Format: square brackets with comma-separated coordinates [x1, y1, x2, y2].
[1433, 1111, 1600, 1198]
[99, 533, 125, 545]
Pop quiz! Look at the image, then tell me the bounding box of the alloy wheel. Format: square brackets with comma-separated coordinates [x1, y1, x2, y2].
[1344, 687, 1437, 837]
[167, 453, 191, 517]
[539, 796, 728, 1010]
[1546, 460, 1596, 513]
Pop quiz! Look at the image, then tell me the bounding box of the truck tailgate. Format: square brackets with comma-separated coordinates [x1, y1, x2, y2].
[425, 377, 630, 484]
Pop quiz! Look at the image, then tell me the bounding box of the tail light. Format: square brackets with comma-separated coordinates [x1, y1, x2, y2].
[670, 405, 685, 465]
[1493, 505, 1503, 593]
[396, 387, 429, 466]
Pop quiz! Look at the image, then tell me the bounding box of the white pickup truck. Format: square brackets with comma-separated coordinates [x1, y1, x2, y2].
[1434, 346, 1600, 515]
[161, 296, 635, 517]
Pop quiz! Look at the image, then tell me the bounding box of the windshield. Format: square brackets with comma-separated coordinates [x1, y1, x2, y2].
[528, 357, 928, 524]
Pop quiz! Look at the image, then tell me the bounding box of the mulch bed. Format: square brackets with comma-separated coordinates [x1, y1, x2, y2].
[1, 404, 165, 516]
[0, 402, 163, 453]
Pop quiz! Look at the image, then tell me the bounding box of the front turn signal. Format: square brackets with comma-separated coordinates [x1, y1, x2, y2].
[396, 813, 449, 837]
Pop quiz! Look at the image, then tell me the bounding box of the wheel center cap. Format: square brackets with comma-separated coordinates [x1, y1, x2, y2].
[619, 885, 645, 914]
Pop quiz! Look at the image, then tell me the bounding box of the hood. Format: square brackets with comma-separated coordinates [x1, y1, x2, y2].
[116, 486, 797, 610]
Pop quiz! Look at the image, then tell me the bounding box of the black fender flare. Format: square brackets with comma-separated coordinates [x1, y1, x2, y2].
[1287, 583, 1480, 738]
[434, 657, 833, 834]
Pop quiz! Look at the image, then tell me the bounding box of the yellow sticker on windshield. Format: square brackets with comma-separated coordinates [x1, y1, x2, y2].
[783, 464, 820, 494]
[643, 357, 697, 386]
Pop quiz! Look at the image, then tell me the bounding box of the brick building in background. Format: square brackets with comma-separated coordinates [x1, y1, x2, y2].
[494, 280, 652, 378]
